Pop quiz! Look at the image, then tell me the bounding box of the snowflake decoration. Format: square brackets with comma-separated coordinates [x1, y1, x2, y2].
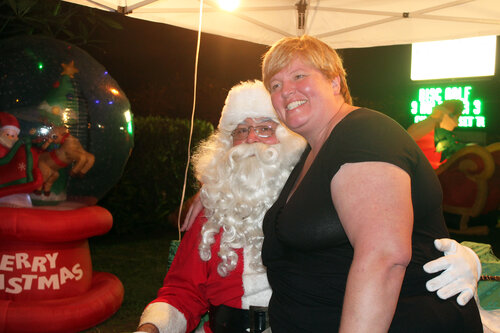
[17, 162, 26, 172]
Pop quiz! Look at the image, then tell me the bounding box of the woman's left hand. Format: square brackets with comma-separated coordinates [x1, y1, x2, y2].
[181, 191, 203, 231]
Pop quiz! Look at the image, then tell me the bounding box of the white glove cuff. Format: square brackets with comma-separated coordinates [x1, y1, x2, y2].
[463, 245, 482, 280]
[139, 302, 187, 333]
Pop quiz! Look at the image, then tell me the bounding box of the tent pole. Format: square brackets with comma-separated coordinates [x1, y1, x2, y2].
[296, 0, 308, 36]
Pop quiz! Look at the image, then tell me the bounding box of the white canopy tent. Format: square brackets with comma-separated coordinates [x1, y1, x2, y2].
[63, 0, 500, 49]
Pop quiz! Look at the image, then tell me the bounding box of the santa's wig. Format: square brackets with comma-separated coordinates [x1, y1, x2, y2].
[192, 80, 306, 276]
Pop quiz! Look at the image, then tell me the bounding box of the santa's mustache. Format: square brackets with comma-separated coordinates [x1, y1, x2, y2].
[227, 142, 280, 167]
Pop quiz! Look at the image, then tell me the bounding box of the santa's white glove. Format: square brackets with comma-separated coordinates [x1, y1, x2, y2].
[423, 238, 481, 306]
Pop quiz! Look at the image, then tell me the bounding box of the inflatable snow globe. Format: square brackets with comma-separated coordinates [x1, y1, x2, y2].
[0, 35, 132, 332]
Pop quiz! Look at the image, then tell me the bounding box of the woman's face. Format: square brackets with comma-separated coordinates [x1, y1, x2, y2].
[268, 57, 337, 135]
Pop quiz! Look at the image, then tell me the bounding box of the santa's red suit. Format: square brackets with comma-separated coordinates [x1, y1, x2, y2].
[0, 144, 9, 158]
[141, 209, 271, 333]
[0, 139, 43, 199]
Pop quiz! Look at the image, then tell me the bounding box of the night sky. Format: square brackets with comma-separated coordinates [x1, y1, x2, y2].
[78, 8, 268, 126]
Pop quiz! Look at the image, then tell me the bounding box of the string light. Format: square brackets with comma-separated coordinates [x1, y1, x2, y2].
[124, 110, 133, 135]
[218, 0, 239, 11]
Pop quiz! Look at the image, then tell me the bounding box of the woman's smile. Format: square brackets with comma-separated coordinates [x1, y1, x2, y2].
[286, 99, 307, 111]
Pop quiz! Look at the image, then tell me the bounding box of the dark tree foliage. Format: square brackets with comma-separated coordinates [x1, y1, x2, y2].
[99, 116, 214, 235]
[0, 0, 122, 49]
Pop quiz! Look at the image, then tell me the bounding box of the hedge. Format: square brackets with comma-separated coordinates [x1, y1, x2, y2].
[99, 116, 214, 235]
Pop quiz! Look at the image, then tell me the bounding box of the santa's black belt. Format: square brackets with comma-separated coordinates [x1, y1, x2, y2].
[209, 304, 269, 333]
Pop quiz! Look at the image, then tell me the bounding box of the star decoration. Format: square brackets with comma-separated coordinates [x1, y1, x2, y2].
[60, 61, 79, 78]
[51, 105, 62, 115]
[17, 162, 26, 172]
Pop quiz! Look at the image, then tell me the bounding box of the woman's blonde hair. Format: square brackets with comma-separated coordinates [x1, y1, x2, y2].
[262, 35, 352, 105]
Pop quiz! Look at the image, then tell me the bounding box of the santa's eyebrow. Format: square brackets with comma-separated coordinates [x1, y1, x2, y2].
[238, 118, 276, 126]
[255, 117, 273, 122]
[252, 118, 277, 125]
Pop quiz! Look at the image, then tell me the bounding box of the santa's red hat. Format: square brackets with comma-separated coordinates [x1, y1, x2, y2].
[0, 112, 20, 135]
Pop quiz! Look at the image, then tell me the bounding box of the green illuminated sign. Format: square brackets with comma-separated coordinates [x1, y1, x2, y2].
[410, 85, 485, 128]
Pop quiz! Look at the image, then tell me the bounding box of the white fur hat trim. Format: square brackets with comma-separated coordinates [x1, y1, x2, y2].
[218, 80, 278, 133]
[1, 125, 20, 134]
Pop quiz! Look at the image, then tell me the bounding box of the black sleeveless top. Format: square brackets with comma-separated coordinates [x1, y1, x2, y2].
[262, 108, 482, 332]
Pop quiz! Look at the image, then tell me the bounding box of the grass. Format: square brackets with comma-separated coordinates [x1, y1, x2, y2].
[81, 227, 180, 333]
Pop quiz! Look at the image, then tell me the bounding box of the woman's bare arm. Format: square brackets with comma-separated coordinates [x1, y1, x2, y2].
[332, 162, 413, 333]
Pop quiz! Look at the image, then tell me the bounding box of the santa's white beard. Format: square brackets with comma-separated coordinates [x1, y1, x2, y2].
[0, 135, 15, 149]
[222, 142, 284, 210]
[197, 138, 304, 276]
[202, 142, 292, 233]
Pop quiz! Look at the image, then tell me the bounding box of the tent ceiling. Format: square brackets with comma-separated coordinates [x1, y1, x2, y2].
[64, 0, 500, 48]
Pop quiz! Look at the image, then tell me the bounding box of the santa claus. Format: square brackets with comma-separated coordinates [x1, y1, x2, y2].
[0, 111, 20, 157]
[137, 81, 481, 333]
[0, 112, 44, 207]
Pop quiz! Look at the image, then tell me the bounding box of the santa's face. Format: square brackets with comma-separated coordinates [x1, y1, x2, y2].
[440, 113, 460, 131]
[231, 117, 279, 147]
[0, 129, 18, 149]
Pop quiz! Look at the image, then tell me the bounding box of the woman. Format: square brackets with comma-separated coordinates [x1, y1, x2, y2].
[260, 36, 482, 332]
